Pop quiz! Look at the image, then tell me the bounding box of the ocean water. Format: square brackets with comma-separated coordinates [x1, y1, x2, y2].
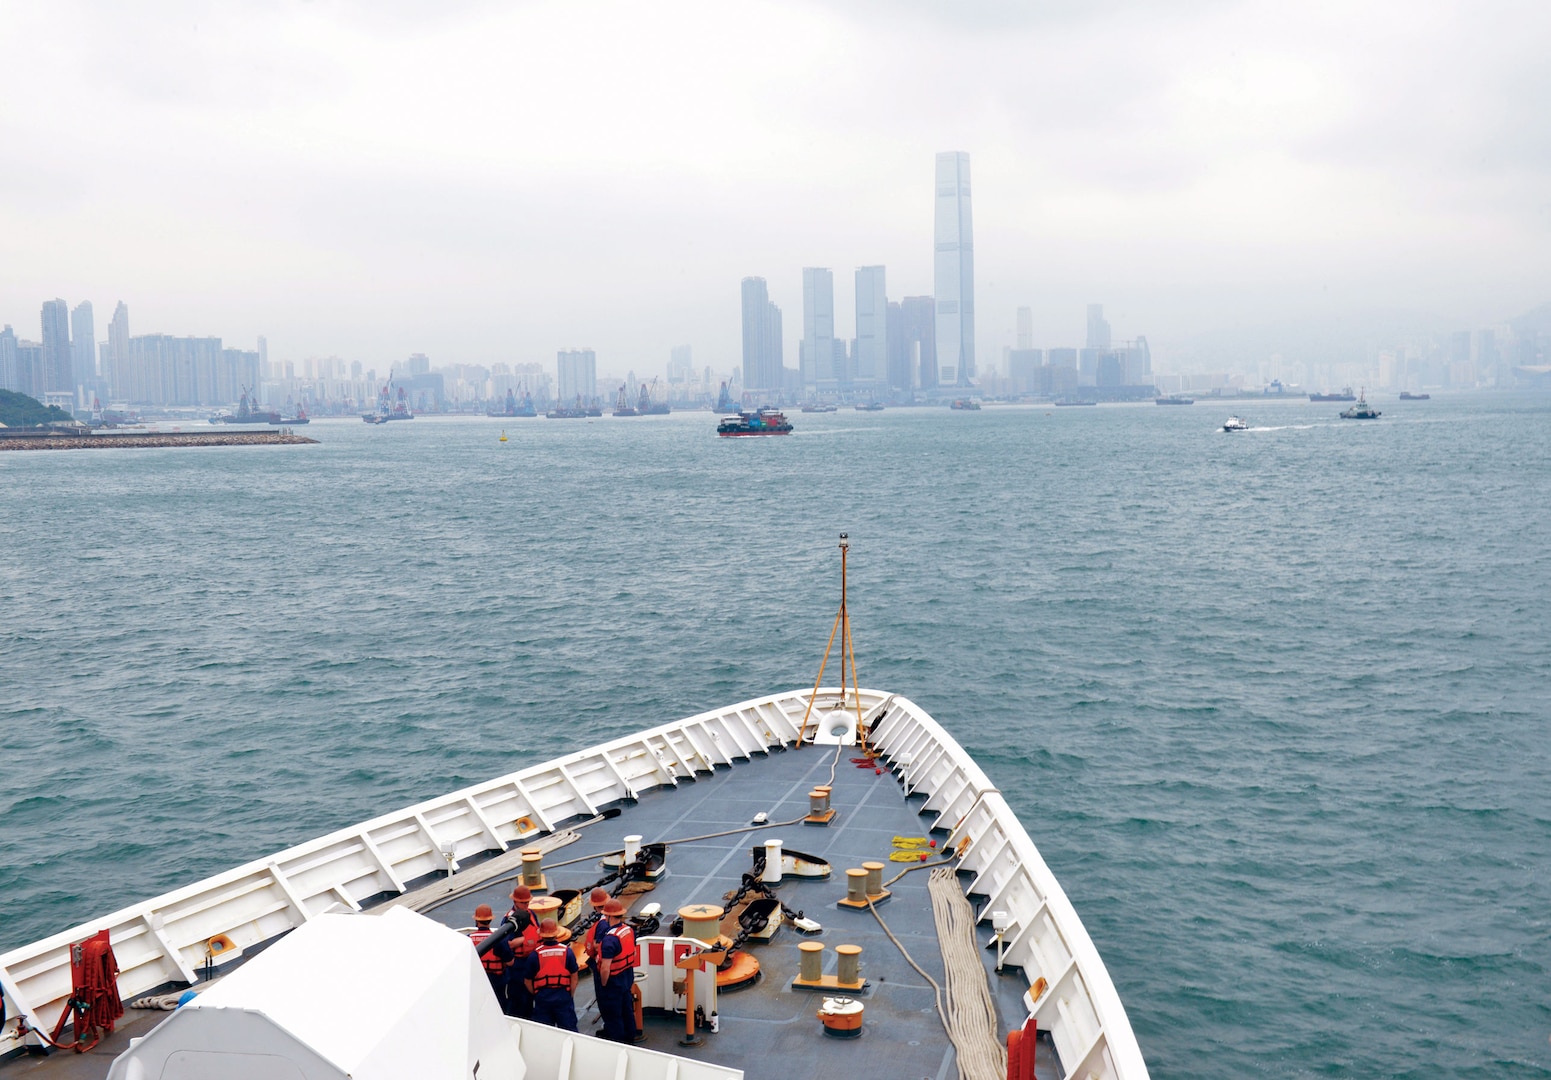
[2, 395, 1548, 1078]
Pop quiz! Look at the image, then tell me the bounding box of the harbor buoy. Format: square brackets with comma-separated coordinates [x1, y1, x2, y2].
[499, 430, 508, 442]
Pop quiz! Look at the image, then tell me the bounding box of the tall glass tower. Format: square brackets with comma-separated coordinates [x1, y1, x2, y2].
[933, 152, 975, 387]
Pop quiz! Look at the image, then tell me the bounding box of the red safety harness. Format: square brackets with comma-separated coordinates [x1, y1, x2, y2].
[531, 943, 573, 991]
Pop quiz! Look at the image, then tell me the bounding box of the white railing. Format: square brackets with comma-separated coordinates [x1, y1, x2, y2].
[868, 695, 1152, 1080]
[511, 1016, 741, 1080]
[1, 688, 1150, 1080]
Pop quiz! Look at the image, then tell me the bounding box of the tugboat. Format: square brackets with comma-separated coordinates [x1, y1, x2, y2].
[1222, 416, 1249, 431]
[716, 408, 792, 436]
[1339, 390, 1381, 419]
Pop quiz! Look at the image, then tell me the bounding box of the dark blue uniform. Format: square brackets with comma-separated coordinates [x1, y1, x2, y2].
[523, 941, 580, 1032]
[502, 907, 540, 1019]
[596, 921, 638, 1044]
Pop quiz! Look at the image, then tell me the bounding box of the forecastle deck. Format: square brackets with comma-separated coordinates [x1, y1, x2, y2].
[0, 690, 1149, 1080]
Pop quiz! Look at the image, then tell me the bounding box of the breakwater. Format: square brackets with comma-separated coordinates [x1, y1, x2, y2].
[0, 430, 317, 451]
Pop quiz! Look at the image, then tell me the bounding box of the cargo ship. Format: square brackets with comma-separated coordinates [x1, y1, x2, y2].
[0, 540, 1150, 1080]
[1308, 388, 1356, 402]
[488, 390, 538, 418]
[1154, 396, 1194, 405]
[210, 388, 282, 425]
[1398, 392, 1430, 400]
[716, 408, 793, 436]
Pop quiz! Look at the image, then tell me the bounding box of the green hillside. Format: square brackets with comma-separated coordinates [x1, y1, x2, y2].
[0, 389, 72, 428]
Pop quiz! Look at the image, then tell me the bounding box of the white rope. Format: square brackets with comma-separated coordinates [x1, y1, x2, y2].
[928, 866, 1008, 1080]
[868, 867, 1007, 1080]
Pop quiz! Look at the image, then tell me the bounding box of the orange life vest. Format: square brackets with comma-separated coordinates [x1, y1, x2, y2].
[506, 909, 541, 956]
[531, 943, 573, 991]
[604, 923, 637, 976]
[469, 928, 507, 975]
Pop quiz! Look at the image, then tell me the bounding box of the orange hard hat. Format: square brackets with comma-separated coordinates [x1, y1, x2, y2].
[589, 888, 609, 905]
[602, 899, 626, 916]
[474, 903, 493, 921]
[511, 885, 532, 903]
[539, 918, 560, 938]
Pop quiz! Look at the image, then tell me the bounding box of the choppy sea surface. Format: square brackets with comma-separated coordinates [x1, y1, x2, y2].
[3, 394, 1549, 1078]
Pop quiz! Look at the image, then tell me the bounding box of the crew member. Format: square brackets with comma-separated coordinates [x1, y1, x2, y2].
[582, 888, 611, 996]
[503, 885, 541, 1019]
[469, 903, 514, 1012]
[523, 918, 579, 1031]
[595, 899, 639, 1044]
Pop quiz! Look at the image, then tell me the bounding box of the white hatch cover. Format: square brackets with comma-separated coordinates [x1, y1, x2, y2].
[106, 907, 523, 1080]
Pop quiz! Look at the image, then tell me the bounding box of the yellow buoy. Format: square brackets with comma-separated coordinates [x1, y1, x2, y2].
[499, 430, 508, 442]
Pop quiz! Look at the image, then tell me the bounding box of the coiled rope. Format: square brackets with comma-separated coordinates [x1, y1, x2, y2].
[867, 867, 1006, 1080]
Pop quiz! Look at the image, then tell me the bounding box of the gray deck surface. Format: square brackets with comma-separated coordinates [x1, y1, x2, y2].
[7, 740, 1061, 1079]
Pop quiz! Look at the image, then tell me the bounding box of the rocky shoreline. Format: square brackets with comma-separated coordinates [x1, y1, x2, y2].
[0, 430, 319, 452]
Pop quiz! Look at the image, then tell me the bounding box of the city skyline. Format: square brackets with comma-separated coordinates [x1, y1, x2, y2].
[0, 2, 1545, 376]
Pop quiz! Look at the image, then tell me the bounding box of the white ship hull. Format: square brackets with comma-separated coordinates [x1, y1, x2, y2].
[0, 689, 1149, 1080]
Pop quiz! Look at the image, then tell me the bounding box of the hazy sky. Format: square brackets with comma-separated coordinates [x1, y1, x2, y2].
[2, 0, 1546, 374]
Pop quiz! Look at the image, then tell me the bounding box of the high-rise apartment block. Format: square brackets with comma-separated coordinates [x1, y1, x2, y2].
[854, 266, 888, 391]
[668, 344, 694, 384]
[801, 268, 835, 392]
[556, 349, 597, 403]
[1086, 304, 1111, 351]
[70, 301, 95, 397]
[934, 152, 975, 386]
[740, 278, 784, 393]
[103, 302, 130, 398]
[1017, 306, 1033, 350]
[40, 299, 71, 393]
[0, 325, 16, 394]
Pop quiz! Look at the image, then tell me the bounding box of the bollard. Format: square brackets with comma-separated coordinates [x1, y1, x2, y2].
[530, 895, 562, 930]
[845, 868, 868, 905]
[520, 848, 545, 889]
[763, 839, 784, 885]
[835, 944, 862, 986]
[808, 789, 830, 816]
[679, 904, 724, 945]
[862, 862, 884, 897]
[798, 941, 825, 984]
[623, 835, 642, 864]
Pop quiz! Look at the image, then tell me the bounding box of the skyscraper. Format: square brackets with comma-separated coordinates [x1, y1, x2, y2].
[1016, 306, 1033, 350]
[901, 296, 937, 389]
[933, 152, 975, 386]
[740, 277, 784, 394]
[556, 349, 597, 403]
[0, 325, 16, 393]
[1086, 304, 1111, 351]
[854, 266, 888, 392]
[801, 268, 835, 392]
[106, 302, 130, 399]
[40, 299, 71, 393]
[70, 301, 95, 398]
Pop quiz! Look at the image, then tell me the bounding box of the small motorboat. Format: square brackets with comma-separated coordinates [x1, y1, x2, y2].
[1223, 416, 1249, 431]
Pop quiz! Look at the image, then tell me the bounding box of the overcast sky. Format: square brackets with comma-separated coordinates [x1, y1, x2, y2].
[2, 0, 1546, 374]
